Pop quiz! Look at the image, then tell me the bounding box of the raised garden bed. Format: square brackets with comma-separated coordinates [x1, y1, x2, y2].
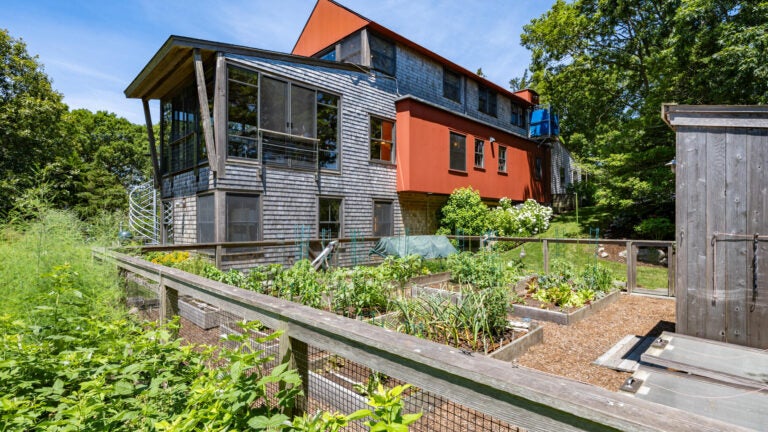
[179, 296, 221, 329]
[510, 289, 621, 325]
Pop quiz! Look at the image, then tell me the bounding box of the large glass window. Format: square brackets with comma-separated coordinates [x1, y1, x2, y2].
[443, 68, 461, 102]
[474, 139, 484, 169]
[317, 92, 339, 170]
[260, 76, 288, 133]
[498, 146, 507, 173]
[319, 197, 342, 238]
[370, 117, 395, 162]
[228, 67, 259, 160]
[226, 194, 259, 242]
[449, 132, 466, 171]
[478, 85, 497, 117]
[370, 33, 395, 75]
[339, 33, 362, 64]
[225, 66, 340, 171]
[160, 84, 200, 174]
[197, 194, 215, 243]
[373, 201, 393, 237]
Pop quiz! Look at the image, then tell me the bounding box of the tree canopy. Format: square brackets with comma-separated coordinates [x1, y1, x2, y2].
[520, 0, 768, 236]
[0, 29, 150, 221]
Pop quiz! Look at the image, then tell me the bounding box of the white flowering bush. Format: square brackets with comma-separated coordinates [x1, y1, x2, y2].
[488, 198, 553, 237]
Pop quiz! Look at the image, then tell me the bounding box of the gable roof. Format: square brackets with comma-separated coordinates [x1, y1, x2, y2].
[125, 35, 366, 100]
[292, 0, 534, 105]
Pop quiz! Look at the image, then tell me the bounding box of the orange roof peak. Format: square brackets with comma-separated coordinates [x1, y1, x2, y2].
[292, 0, 370, 56]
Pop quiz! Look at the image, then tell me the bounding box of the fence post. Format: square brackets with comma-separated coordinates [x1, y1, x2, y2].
[626, 241, 635, 294]
[215, 245, 223, 268]
[279, 329, 308, 417]
[542, 239, 550, 274]
[158, 276, 179, 323]
[667, 245, 676, 297]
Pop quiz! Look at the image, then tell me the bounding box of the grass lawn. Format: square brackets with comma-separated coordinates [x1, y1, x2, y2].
[499, 206, 670, 291]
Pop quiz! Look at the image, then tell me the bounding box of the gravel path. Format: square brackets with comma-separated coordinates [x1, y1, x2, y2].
[515, 293, 675, 391]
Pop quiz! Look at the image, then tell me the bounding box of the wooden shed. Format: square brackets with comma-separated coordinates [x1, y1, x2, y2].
[664, 105, 768, 349]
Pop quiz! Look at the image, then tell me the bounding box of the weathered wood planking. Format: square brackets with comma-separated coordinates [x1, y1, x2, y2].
[705, 128, 726, 341]
[747, 128, 768, 347]
[725, 128, 749, 345]
[666, 106, 768, 348]
[100, 249, 751, 432]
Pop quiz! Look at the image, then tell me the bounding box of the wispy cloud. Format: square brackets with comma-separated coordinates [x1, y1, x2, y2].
[48, 60, 125, 86]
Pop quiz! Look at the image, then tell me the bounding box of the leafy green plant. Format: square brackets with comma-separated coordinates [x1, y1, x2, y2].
[380, 255, 427, 294]
[274, 260, 324, 309]
[355, 384, 423, 431]
[447, 252, 510, 289]
[285, 384, 421, 432]
[436, 187, 489, 236]
[578, 263, 613, 293]
[330, 265, 390, 317]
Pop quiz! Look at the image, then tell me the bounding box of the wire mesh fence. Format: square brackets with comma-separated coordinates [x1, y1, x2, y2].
[120, 272, 522, 431]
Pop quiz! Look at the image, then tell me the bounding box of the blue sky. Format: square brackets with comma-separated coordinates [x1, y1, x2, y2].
[5, 0, 555, 125]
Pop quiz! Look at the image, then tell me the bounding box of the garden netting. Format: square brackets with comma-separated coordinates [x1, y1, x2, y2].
[369, 235, 457, 259]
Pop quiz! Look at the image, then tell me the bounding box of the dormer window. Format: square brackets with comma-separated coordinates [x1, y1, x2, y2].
[511, 104, 526, 128]
[443, 68, 461, 102]
[478, 85, 497, 117]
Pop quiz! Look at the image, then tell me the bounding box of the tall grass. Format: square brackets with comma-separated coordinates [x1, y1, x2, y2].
[0, 209, 123, 319]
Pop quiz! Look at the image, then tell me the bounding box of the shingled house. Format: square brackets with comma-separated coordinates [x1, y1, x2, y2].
[125, 0, 557, 265]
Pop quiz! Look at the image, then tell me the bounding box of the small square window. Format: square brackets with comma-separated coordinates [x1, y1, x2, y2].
[227, 194, 259, 242]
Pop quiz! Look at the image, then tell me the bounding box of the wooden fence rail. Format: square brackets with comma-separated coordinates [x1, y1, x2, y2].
[95, 248, 740, 432]
[129, 236, 676, 296]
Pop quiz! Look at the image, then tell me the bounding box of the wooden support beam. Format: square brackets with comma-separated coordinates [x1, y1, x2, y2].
[193, 48, 217, 175]
[626, 241, 636, 293]
[158, 278, 178, 323]
[278, 331, 309, 417]
[667, 245, 676, 297]
[142, 99, 162, 192]
[542, 239, 550, 274]
[213, 52, 228, 176]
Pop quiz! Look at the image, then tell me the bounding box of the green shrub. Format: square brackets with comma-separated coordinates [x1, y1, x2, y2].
[488, 198, 553, 237]
[634, 217, 674, 240]
[436, 187, 489, 236]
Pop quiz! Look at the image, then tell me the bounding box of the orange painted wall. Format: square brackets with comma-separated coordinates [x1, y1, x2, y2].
[396, 98, 550, 203]
[292, 0, 369, 56]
